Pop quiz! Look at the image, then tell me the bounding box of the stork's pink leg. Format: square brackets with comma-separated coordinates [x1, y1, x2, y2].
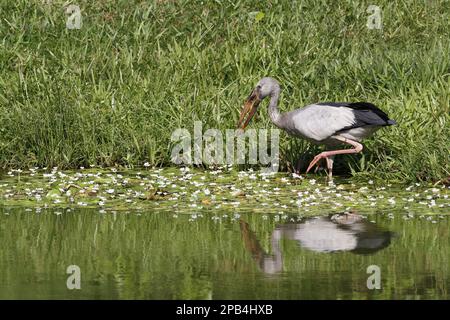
[306, 136, 363, 175]
[325, 156, 334, 179]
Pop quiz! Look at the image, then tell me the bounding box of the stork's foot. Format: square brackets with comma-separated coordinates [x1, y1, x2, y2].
[306, 152, 334, 178]
[306, 152, 328, 174]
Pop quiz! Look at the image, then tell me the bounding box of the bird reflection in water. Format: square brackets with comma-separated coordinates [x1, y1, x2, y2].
[240, 213, 393, 274]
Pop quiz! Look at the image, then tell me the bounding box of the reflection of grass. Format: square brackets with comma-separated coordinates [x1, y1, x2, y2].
[0, 210, 448, 299]
[0, 1, 449, 182]
[0, 168, 449, 215]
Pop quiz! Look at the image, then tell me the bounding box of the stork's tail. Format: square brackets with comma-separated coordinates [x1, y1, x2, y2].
[387, 119, 397, 125]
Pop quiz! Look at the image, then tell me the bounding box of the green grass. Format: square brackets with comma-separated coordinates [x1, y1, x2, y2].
[0, 0, 449, 182]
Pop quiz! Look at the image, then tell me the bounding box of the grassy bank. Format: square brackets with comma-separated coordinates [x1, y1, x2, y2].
[0, 0, 449, 182]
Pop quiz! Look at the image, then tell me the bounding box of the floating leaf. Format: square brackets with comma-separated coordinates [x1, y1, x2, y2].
[201, 199, 211, 205]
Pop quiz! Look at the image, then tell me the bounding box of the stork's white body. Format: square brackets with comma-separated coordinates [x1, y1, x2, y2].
[281, 104, 382, 146]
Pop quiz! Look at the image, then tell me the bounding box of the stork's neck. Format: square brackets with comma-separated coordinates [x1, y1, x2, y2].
[268, 89, 282, 128]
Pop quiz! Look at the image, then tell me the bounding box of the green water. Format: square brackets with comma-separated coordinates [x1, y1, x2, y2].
[0, 209, 448, 299]
[0, 168, 449, 299]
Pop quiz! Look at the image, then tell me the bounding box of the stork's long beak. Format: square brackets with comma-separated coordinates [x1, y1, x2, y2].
[237, 88, 261, 130]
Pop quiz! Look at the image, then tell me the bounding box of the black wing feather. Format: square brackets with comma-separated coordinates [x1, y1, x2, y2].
[316, 101, 396, 133]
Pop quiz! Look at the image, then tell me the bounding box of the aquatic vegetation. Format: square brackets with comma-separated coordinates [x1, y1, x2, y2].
[1, 167, 448, 216]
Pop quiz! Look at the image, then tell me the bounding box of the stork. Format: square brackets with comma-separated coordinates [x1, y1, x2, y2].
[237, 77, 396, 178]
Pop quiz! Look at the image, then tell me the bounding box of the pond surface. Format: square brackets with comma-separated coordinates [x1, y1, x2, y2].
[0, 168, 449, 299]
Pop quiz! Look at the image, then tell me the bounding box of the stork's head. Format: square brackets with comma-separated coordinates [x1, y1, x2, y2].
[237, 77, 280, 130]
